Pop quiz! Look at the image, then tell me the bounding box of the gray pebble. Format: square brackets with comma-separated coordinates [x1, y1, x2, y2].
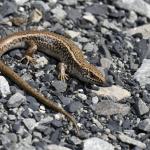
[51, 80, 67, 93]
[23, 118, 37, 131]
[83, 137, 114, 150]
[7, 92, 26, 108]
[138, 119, 150, 132]
[66, 101, 83, 113]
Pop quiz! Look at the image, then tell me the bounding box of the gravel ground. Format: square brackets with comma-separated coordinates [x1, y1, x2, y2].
[1, 0, 150, 150]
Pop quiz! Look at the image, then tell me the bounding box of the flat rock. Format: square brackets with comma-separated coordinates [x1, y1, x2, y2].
[118, 132, 146, 149]
[51, 4, 67, 21]
[138, 119, 150, 132]
[85, 4, 108, 16]
[83, 137, 114, 150]
[124, 23, 150, 39]
[23, 118, 37, 131]
[65, 30, 81, 38]
[135, 98, 149, 115]
[134, 59, 150, 87]
[63, 0, 77, 5]
[35, 56, 48, 68]
[14, 0, 29, 5]
[92, 85, 131, 101]
[0, 1, 17, 18]
[7, 92, 26, 108]
[51, 80, 67, 93]
[95, 100, 130, 116]
[0, 76, 10, 97]
[83, 12, 97, 25]
[47, 144, 71, 150]
[66, 101, 83, 113]
[115, 0, 150, 19]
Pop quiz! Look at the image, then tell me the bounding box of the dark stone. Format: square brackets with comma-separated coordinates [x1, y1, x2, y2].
[0, 1, 17, 18]
[85, 4, 108, 16]
[135, 39, 150, 62]
[26, 96, 40, 111]
[42, 73, 54, 82]
[50, 129, 61, 144]
[58, 95, 72, 105]
[51, 119, 63, 128]
[145, 84, 150, 91]
[142, 91, 150, 104]
[65, 101, 83, 113]
[67, 8, 82, 22]
[12, 121, 21, 133]
[107, 120, 122, 132]
[21, 108, 30, 118]
[34, 112, 42, 122]
[122, 119, 132, 130]
[51, 81, 67, 93]
[31, 1, 50, 13]
[9, 49, 22, 59]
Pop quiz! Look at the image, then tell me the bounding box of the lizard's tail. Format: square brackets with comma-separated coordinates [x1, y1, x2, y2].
[0, 60, 79, 135]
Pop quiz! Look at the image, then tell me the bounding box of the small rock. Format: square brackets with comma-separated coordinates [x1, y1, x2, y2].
[92, 96, 99, 104]
[51, 81, 67, 93]
[92, 118, 103, 129]
[118, 132, 146, 149]
[32, 1, 50, 12]
[66, 101, 83, 113]
[124, 24, 150, 39]
[102, 19, 121, 31]
[63, 0, 77, 5]
[26, 96, 40, 111]
[7, 92, 26, 108]
[0, 76, 11, 97]
[92, 85, 131, 101]
[77, 93, 87, 101]
[83, 137, 114, 150]
[95, 100, 130, 116]
[135, 98, 149, 115]
[83, 42, 98, 52]
[100, 58, 112, 69]
[14, 0, 29, 5]
[138, 119, 150, 132]
[134, 59, 150, 87]
[51, 5, 67, 21]
[69, 136, 82, 145]
[67, 8, 82, 22]
[39, 116, 53, 124]
[86, 4, 108, 16]
[65, 30, 80, 39]
[31, 9, 43, 23]
[35, 56, 48, 68]
[115, 0, 150, 19]
[83, 12, 97, 25]
[16, 142, 36, 150]
[47, 144, 71, 150]
[127, 11, 138, 24]
[23, 118, 37, 131]
[51, 119, 63, 128]
[58, 95, 72, 105]
[48, 0, 57, 5]
[0, 1, 17, 18]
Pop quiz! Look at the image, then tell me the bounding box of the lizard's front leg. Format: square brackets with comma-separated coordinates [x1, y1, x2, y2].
[58, 62, 69, 81]
[20, 40, 37, 65]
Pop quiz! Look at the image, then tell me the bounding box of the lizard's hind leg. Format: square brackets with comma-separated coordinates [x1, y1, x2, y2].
[20, 40, 37, 65]
[58, 62, 69, 81]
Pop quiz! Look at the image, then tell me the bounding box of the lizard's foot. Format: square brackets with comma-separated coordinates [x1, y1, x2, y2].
[58, 73, 69, 81]
[20, 55, 36, 65]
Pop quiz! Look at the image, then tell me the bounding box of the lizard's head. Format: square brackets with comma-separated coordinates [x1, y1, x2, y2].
[80, 64, 107, 86]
